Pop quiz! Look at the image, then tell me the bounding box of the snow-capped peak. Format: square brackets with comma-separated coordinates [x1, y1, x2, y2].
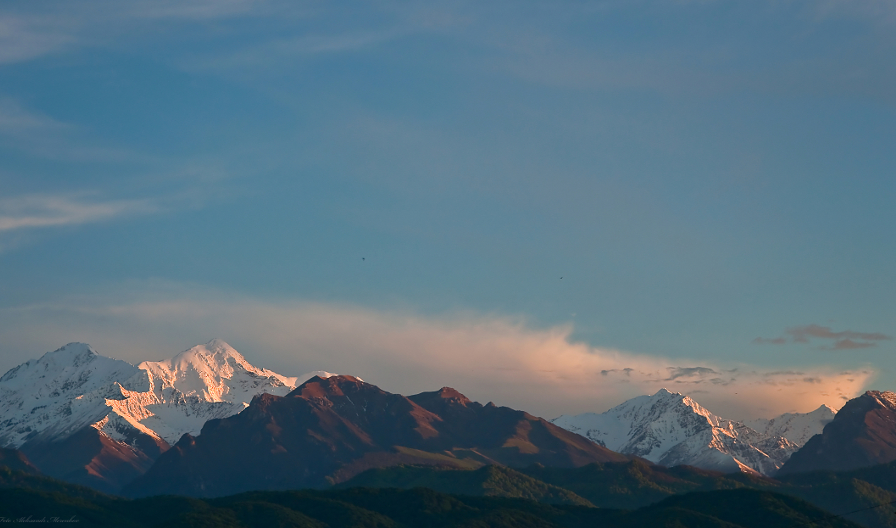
[155, 338, 252, 374]
[743, 404, 835, 445]
[0, 343, 101, 383]
[552, 388, 814, 476]
[0, 343, 141, 447]
[137, 339, 297, 404]
[868, 391, 896, 408]
[0, 340, 337, 449]
[298, 370, 338, 381]
[42, 342, 99, 362]
[0, 342, 139, 395]
[552, 389, 723, 460]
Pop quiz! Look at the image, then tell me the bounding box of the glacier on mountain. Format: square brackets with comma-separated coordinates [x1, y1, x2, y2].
[0, 339, 334, 449]
[551, 389, 832, 476]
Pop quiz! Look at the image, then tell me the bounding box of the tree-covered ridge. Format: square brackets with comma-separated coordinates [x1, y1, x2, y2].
[335, 464, 594, 506]
[337, 459, 896, 528]
[0, 466, 864, 528]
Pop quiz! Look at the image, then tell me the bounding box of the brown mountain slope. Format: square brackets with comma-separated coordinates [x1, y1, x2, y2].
[124, 376, 627, 497]
[21, 426, 168, 494]
[0, 447, 40, 474]
[779, 391, 896, 475]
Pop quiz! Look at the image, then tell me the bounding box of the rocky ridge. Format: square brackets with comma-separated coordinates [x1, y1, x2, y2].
[124, 375, 629, 497]
[778, 390, 896, 475]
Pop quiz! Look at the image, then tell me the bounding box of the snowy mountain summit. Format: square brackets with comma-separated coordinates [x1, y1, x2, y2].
[743, 405, 835, 446]
[0, 339, 336, 487]
[140, 338, 300, 404]
[552, 389, 831, 475]
[105, 338, 333, 445]
[0, 343, 144, 448]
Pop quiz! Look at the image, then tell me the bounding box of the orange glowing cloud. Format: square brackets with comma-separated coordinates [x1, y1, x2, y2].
[0, 283, 876, 421]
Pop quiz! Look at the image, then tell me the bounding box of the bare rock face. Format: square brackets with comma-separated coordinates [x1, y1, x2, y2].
[0, 340, 325, 492]
[552, 389, 832, 476]
[124, 376, 629, 498]
[778, 391, 896, 475]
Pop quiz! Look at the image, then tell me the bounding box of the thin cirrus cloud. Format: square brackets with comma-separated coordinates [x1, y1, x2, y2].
[753, 324, 893, 350]
[0, 193, 157, 234]
[2, 0, 894, 111]
[0, 0, 302, 65]
[192, 29, 408, 73]
[0, 14, 75, 64]
[0, 99, 69, 132]
[0, 99, 148, 163]
[0, 284, 875, 420]
[2, 0, 894, 69]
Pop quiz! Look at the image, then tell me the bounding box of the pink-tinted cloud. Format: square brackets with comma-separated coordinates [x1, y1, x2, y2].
[787, 324, 891, 342]
[0, 284, 878, 420]
[753, 324, 891, 350]
[826, 338, 877, 350]
[752, 337, 787, 345]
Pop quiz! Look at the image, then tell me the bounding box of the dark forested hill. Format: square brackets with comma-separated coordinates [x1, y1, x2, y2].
[0, 470, 864, 528]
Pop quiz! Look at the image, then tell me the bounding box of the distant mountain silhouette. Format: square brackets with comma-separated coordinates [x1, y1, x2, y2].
[125, 375, 628, 497]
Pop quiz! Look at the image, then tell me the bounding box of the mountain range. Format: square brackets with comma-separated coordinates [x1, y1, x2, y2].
[5, 338, 896, 499]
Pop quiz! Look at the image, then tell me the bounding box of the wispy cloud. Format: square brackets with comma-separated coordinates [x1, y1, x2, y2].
[752, 337, 788, 345]
[0, 99, 70, 136]
[120, 0, 274, 21]
[787, 324, 891, 343]
[813, 0, 896, 24]
[824, 338, 878, 351]
[0, 14, 75, 64]
[0, 99, 148, 163]
[0, 193, 157, 233]
[195, 29, 407, 73]
[666, 366, 718, 381]
[2, 0, 894, 111]
[0, 284, 875, 419]
[0, 0, 307, 65]
[753, 324, 892, 350]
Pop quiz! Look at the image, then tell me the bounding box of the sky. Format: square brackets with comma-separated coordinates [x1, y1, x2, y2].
[0, 0, 893, 420]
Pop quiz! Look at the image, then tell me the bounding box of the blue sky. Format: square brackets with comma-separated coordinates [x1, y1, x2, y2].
[0, 0, 893, 419]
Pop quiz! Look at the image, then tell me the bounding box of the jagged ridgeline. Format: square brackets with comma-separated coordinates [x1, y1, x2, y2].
[124, 375, 626, 497]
